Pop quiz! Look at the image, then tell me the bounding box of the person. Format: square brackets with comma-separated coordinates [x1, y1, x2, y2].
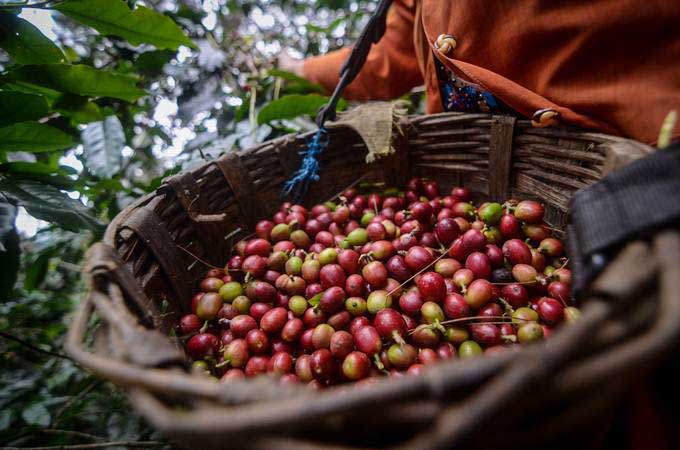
[280, 0, 680, 145]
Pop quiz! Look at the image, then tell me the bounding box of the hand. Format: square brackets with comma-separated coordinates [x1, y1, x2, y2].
[278, 52, 304, 77]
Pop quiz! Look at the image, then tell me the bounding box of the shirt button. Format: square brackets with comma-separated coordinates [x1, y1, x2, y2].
[531, 108, 560, 128]
[435, 34, 457, 55]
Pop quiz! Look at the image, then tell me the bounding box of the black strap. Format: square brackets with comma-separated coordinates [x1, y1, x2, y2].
[568, 143, 680, 295]
[315, 0, 395, 128]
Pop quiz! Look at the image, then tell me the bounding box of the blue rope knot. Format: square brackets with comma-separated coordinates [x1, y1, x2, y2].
[281, 127, 328, 202]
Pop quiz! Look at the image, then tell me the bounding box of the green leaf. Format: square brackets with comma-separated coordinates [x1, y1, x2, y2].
[268, 68, 325, 94]
[21, 402, 50, 427]
[0, 81, 62, 105]
[4, 64, 146, 102]
[53, 94, 103, 124]
[24, 246, 58, 291]
[257, 94, 345, 125]
[0, 121, 76, 153]
[0, 193, 20, 300]
[55, 0, 196, 50]
[0, 91, 49, 127]
[0, 161, 68, 176]
[135, 49, 175, 77]
[81, 116, 125, 178]
[0, 12, 65, 64]
[0, 177, 104, 232]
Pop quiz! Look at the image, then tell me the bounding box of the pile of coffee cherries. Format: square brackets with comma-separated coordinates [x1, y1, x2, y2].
[179, 178, 579, 388]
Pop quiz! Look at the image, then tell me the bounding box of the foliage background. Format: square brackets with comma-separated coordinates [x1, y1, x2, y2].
[0, 0, 380, 447]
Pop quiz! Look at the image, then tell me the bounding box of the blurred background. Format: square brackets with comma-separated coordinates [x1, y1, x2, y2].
[0, 1, 423, 447]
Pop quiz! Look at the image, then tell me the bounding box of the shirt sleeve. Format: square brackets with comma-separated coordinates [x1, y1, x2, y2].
[302, 0, 422, 101]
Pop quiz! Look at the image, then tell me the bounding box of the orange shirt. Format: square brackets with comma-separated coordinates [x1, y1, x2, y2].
[303, 0, 680, 144]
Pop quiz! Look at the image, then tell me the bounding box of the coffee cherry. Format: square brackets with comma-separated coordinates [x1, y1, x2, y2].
[514, 200, 544, 224]
[512, 306, 539, 324]
[461, 229, 485, 253]
[564, 306, 581, 324]
[465, 252, 492, 280]
[362, 261, 388, 288]
[374, 308, 407, 343]
[244, 238, 271, 257]
[539, 238, 564, 257]
[499, 214, 521, 238]
[268, 351, 294, 375]
[346, 228, 369, 246]
[353, 325, 382, 356]
[501, 283, 529, 308]
[245, 355, 270, 377]
[443, 293, 469, 319]
[458, 340, 483, 359]
[436, 342, 456, 360]
[465, 279, 494, 309]
[345, 296, 367, 315]
[405, 246, 434, 272]
[345, 273, 366, 297]
[224, 339, 249, 368]
[342, 351, 370, 380]
[522, 223, 551, 241]
[386, 255, 412, 281]
[387, 343, 418, 369]
[470, 323, 501, 347]
[221, 368, 245, 382]
[319, 286, 345, 314]
[187, 333, 219, 359]
[179, 314, 202, 335]
[517, 322, 544, 344]
[337, 249, 360, 274]
[410, 325, 438, 352]
[196, 292, 223, 321]
[330, 330, 354, 359]
[399, 289, 424, 316]
[303, 307, 326, 328]
[416, 271, 446, 302]
[434, 258, 461, 278]
[246, 329, 270, 354]
[200, 277, 224, 293]
[421, 302, 445, 324]
[317, 306, 342, 327]
[443, 326, 469, 345]
[232, 295, 251, 314]
[502, 239, 532, 265]
[294, 354, 314, 382]
[310, 349, 335, 382]
[242, 255, 267, 278]
[453, 268, 474, 292]
[319, 264, 346, 289]
[366, 290, 392, 314]
[230, 315, 257, 338]
[281, 318, 304, 342]
[479, 202, 502, 225]
[312, 324, 335, 349]
[260, 307, 288, 334]
[288, 295, 308, 316]
[512, 264, 538, 284]
[537, 297, 564, 325]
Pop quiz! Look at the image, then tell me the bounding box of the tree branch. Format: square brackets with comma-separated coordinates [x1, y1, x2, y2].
[0, 441, 164, 450]
[35, 430, 105, 443]
[0, 331, 73, 362]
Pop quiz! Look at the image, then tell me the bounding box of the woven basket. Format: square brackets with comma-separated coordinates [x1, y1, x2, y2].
[67, 112, 680, 450]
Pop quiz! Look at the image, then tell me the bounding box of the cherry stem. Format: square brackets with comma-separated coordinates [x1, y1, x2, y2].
[491, 280, 537, 286]
[407, 315, 532, 333]
[199, 321, 209, 333]
[373, 353, 385, 370]
[177, 244, 222, 270]
[326, 174, 371, 203]
[392, 331, 406, 346]
[387, 242, 455, 297]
